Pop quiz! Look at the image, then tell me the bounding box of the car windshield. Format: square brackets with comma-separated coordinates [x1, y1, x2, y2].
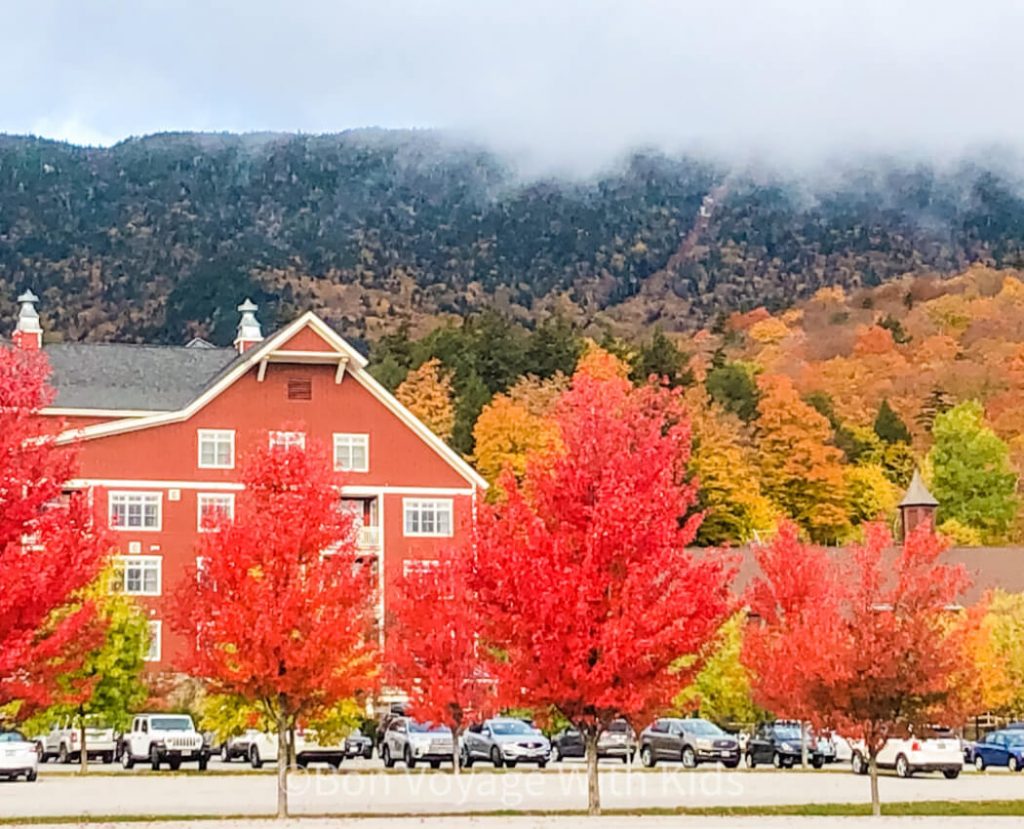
[686, 720, 724, 736]
[773, 725, 802, 739]
[151, 717, 192, 731]
[1006, 733, 1024, 747]
[607, 721, 630, 733]
[0, 731, 26, 743]
[409, 722, 451, 734]
[490, 721, 532, 735]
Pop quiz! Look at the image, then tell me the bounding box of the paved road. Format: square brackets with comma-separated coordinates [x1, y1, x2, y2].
[17, 820, 1024, 829]
[5, 765, 1022, 819]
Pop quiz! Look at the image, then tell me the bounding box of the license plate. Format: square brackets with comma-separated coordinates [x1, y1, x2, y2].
[936, 742, 946, 749]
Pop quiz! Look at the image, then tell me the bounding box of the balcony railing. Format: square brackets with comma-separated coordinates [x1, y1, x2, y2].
[357, 526, 381, 549]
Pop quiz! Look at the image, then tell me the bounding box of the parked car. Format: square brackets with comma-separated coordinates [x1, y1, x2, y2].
[345, 728, 373, 760]
[247, 729, 346, 769]
[745, 721, 824, 769]
[970, 729, 1024, 772]
[639, 717, 741, 768]
[119, 713, 210, 771]
[380, 717, 454, 768]
[850, 730, 962, 779]
[462, 718, 550, 768]
[39, 715, 117, 764]
[0, 730, 38, 781]
[829, 733, 854, 763]
[550, 720, 636, 763]
[221, 729, 261, 762]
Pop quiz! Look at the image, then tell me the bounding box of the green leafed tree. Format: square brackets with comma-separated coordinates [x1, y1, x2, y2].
[927, 401, 1019, 542]
[675, 615, 762, 727]
[24, 579, 149, 773]
[705, 360, 760, 422]
[874, 399, 912, 445]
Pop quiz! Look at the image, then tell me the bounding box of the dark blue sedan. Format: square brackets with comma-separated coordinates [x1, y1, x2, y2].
[971, 729, 1024, 772]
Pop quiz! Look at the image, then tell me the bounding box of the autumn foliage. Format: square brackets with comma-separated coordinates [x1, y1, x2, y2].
[0, 347, 108, 710]
[472, 368, 734, 813]
[743, 521, 972, 814]
[172, 440, 377, 816]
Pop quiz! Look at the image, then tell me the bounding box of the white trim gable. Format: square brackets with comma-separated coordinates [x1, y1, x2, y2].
[55, 313, 488, 490]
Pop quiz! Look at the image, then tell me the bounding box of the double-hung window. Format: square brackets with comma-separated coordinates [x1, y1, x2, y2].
[197, 493, 235, 532]
[145, 621, 162, 662]
[198, 429, 235, 469]
[113, 556, 162, 596]
[269, 431, 306, 451]
[333, 433, 369, 472]
[402, 499, 453, 537]
[109, 492, 161, 531]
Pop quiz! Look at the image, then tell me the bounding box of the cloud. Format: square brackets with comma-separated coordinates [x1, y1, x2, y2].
[2, 1, 1022, 173]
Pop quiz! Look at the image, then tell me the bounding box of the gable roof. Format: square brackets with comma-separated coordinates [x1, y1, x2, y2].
[51, 312, 488, 490]
[45, 342, 239, 411]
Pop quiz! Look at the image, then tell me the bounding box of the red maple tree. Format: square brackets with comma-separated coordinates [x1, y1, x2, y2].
[386, 546, 497, 774]
[473, 369, 735, 814]
[743, 521, 972, 816]
[172, 440, 378, 817]
[0, 346, 108, 711]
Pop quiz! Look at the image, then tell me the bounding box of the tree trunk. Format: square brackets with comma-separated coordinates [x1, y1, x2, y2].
[800, 721, 808, 769]
[585, 729, 601, 816]
[79, 723, 88, 775]
[276, 718, 289, 819]
[868, 751, 881, 817]
[452, 727, 461, 777]
[287, 724, 297, 771]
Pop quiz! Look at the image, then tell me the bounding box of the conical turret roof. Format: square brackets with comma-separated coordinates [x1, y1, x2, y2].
[898, 469, 938, 508]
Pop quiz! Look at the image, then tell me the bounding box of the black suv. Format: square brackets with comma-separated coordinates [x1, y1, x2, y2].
[745, 721, 824, 769]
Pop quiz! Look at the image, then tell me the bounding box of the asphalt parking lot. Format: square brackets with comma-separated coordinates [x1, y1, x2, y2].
[5, 759, 1022, 820]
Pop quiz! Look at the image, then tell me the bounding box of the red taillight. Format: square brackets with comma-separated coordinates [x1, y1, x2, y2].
[911, 741, 921, 752]
[70, 732, 78, 743]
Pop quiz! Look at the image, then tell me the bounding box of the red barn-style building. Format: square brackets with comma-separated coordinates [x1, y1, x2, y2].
[13, 292, 487, 670]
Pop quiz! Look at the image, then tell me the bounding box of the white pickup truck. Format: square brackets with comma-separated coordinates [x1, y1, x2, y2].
[39, 716, 117, 764]
[119, 713, 210, 771]
[851, 730, 963, 779]
[247, 729, 346, 769]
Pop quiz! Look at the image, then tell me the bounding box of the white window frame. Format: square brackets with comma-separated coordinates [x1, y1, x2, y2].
[402, 498, 454, 538]
[108, 491, 162, 532]
[197, 429, 235, 470]
[269, 431, 306, 451]
[197, 493, 235, 532]
[333, 433, 369, 472]
[113, 555, 162, 596]
[145, 621, 162, 663]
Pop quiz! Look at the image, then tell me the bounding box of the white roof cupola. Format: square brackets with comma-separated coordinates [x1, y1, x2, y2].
[13, 289, 42, 350]
[234, 298, 264, 354]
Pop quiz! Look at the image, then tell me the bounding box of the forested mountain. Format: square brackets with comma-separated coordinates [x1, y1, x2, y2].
[2, 130, 1024, 346]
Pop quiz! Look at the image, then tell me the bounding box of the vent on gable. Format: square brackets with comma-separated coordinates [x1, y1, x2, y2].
[288, 377, 312, 401]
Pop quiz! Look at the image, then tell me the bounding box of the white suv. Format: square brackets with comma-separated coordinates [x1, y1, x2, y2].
[40, 716, 117, 764]
[851, 731, 963, 779]
[120, 714, 210, 771]
[247, 729, 346, 769]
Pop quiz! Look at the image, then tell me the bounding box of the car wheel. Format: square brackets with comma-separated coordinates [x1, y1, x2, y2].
[895, 754, 911, 778]
[26, 769, 37, 782]
[974, 755, 986, 772]
[35, 743, 44, 762]
[491, 747, 504, 769]
[943, 768, 960, 779]
[811, 757, 824, 770]
[552, 744, 561, 762]
[382, 745, 395, 768]
[640, 745, 656, 768]
[429, 760, 441, 769]
[723, 759, 740, 769]
[121, 748, 135, 770]
[621, 754, 629, 764]
[538, 760, 547, 769]
[745, 752, 756, 769]
[772, 751, 783, 769]
[250, 746, 263, 770]
[506, 759, 518, 768]
[1010, 756, 1021, 773]
[460, 746, 473, 769]
[851, 752, 867, 776]
[198, 757, 209, 771]
[404, 746, 417, 769]
[681, 746, 697, 768]
[221, 745, 230, 762]
[150, 746, 161, 772]
[58, 744, 69, 764]
[297, 758, 309, 769]
[103, 752, 114, 764]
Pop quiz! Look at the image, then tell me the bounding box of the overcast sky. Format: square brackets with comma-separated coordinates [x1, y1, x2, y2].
[3, 1, 1021, 173]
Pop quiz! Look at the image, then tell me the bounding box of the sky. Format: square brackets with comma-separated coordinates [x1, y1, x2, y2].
[3, 1, 1022, 174]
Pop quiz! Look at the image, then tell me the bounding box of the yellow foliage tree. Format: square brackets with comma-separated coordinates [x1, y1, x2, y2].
[754, 374, 850, 543]
[843, 463, 900, 532]
[575, 342, 631, 380]
[471, 390, 561, 486]
[395, 358, 455, 441]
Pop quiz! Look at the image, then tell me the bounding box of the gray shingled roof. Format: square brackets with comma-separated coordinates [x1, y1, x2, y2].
[44, 343, 241, 411]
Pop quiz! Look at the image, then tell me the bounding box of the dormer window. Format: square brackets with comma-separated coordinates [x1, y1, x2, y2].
[333, 433, 369, 472]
